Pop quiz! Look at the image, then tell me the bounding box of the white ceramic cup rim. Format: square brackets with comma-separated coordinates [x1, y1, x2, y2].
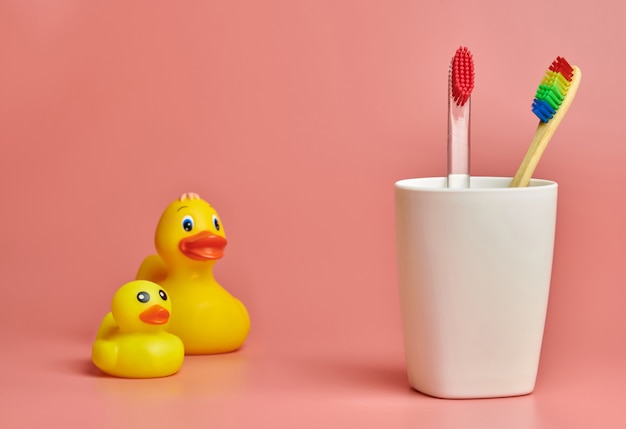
[395, 176, 557, 193]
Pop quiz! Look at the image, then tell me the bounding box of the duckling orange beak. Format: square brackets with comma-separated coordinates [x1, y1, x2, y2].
[139, 305, 170, 325]
[179, 231, 227, 261]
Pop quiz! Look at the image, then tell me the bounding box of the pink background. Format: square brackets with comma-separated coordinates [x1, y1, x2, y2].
[1, 0, 624, 427]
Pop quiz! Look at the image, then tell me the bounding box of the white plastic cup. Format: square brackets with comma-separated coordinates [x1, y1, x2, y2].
[395, 177, 557, 399]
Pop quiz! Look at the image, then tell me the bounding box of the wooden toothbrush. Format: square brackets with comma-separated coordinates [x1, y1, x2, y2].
[510, 57, 582, 187]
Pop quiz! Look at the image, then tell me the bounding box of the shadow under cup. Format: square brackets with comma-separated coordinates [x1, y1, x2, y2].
[394, 177, 558, 399]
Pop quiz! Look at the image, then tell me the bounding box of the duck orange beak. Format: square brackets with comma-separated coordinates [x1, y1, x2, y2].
[179, 231, 227, 261]
[139, 305, 170, 325]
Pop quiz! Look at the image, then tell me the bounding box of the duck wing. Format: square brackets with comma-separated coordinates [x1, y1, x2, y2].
[91, 339, 119, 373]
[95, 313, 117, 340]
[136, 254, 168, 283]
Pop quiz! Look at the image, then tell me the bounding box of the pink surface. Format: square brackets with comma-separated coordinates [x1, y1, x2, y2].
[1, 0, 625, 427]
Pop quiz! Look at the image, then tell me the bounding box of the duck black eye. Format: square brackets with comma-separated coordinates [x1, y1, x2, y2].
[182, 215, 194, 232]
[137, 292, 150, 303]
[212, 214, 220, 231]
[159, 290, 167, 301]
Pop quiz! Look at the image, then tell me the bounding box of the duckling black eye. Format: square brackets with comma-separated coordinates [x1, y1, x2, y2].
[212, 214, 220, 231]
[137, 292, 150, 303]
[159, 290, 167, 301]
[182, 215, 194, 232]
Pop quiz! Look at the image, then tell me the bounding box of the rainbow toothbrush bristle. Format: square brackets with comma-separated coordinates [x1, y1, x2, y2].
[531, 56, 574, 122]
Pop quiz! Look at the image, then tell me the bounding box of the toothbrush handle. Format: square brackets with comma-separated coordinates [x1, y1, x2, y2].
[509, 122, 553, 187]
[448, 99, 470, 188]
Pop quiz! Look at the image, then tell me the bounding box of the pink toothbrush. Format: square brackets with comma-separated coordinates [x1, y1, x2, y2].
[447, 47, 475, 188]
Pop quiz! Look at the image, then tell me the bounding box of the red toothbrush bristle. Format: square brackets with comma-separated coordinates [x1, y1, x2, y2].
[548, 56, 574, 82]
[451, 46, 475, 106]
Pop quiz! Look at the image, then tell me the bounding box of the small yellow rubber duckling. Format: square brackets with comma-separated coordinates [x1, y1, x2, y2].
[92, 280, 184, 378]
[136, 193, 250, 355]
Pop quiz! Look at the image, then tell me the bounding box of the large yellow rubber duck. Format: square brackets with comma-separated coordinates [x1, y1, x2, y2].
[136, 192, 250, 355]
[92, 280, 184, 378]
